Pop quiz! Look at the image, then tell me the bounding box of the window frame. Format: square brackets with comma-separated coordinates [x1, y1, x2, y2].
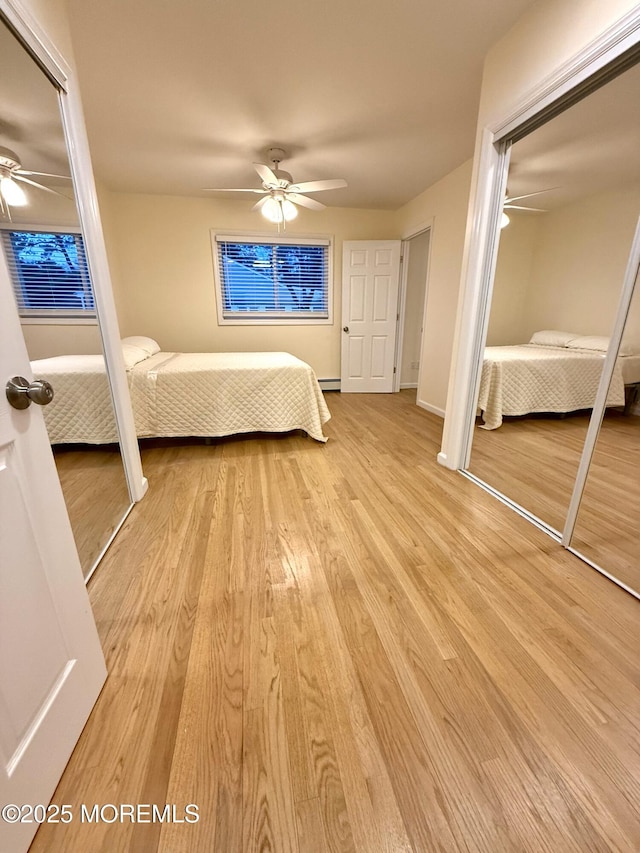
[0, 223, 96, 322]
[211, 231, 333, 326]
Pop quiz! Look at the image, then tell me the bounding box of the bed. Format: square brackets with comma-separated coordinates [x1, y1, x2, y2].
[31, 338, 331, 444]
[478, 330, 640, 430]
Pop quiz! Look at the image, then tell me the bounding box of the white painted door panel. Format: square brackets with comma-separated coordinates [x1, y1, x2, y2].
[341, 241, 401, 392]
[0, 251, 106, 853]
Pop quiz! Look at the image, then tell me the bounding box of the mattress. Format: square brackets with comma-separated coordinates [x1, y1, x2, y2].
[478, 344, 627, 430]
[31, 350, 331, 444]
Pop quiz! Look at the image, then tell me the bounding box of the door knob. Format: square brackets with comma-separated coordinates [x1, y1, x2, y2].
[343, 326, 349, 332]
[6, 376, 55, 410]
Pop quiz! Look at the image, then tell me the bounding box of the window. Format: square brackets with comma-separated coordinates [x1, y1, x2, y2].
[213, 234, 331, 323]
[1, 228, 94, 318]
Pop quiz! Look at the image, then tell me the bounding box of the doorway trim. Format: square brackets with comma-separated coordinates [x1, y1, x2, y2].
[395, 221, 433, 400]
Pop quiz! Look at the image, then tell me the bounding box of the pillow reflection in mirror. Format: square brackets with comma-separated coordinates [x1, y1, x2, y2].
[529, 329, 579, 347]
[565, 335, 634, 356]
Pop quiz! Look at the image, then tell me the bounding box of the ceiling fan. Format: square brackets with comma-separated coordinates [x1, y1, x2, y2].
[501, 186, 559, 228]
[0, 146, 71, 218]
[203, 147, 347, 228]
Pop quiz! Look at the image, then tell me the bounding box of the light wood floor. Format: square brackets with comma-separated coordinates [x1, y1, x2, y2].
[53, 445, 131, 579]
[32, 391, 640, 852]
[469, 408, 640, 592]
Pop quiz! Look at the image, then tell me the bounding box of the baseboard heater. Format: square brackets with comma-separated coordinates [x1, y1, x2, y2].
[319, 378, 341, 391]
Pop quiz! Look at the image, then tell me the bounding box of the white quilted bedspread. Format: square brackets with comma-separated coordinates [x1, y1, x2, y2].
[30, 355, 120, 444]
[130, 351, 330, 442]
[478, 345, 625, 430]
[33, 351, 330, 444]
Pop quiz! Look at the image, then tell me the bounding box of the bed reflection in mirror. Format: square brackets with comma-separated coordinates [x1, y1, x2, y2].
[468, 61, 640, 534]
[1, 19, 131, 579]
[570, 278, 640, 595]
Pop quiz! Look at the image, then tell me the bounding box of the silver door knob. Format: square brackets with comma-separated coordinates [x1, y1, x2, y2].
[6, 376, 54, 410]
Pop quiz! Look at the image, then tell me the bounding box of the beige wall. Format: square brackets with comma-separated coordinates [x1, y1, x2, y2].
[487, 215, 540, 345]
[23, 322, 102, 360]
[100, 190, 398, 379]
[396, 159, 473, 413]
[523, 184, 640, 343]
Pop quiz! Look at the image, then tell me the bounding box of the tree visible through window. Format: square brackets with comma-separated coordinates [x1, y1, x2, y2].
[214, 236, 329, 320]
[1, 229, 94, 315]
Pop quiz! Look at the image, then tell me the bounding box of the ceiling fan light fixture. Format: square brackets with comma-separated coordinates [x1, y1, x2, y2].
[501, 212, 510, 229]
[261, 195, 298, 224]
[281, 199, 298, 221]
[0, 175, 27, 206]
[262, 196, 284, 223]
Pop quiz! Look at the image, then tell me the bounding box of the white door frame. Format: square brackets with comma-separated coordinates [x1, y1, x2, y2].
[394, 223, 433, 393]
[0, 0, 147, 503]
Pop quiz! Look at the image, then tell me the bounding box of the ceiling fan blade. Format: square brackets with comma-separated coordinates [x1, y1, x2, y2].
[505, 187, 560, 203]
[17, 169, 71, 180]
[288, 179, 347, 193]
[504, 204, 547, 212]
[287, 192, 325, 211]
[14, 175, 60, 196]
[252, 197, 270, 212]
[202, 187, 267, 193]
[253, 163, 279, 187]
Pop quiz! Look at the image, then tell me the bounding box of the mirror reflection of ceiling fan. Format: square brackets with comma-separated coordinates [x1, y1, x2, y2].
[0, 146, 72, 218]
[502, 186, 560, 227]
[203, 147, 347, 229]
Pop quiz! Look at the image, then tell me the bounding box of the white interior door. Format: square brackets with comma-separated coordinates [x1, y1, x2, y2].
[0, 258, 106, 853]
[341, 240, 401, 392]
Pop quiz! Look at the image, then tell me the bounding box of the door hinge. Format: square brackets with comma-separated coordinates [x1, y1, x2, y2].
[397, 313, 400, 321]
[393, 366, 396, 374]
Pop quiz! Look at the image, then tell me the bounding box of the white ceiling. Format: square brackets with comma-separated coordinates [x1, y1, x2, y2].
[64, 0, 537, 209]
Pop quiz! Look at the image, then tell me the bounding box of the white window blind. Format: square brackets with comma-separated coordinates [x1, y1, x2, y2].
[214, 235, 330, 320]
[1, 229, 95, 317]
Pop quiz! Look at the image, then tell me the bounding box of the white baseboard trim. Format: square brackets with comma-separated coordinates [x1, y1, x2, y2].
[319, 378, 340, 391]
[417, 399, 445, 418]
[399, 382, 418, 389]
[437, 451, 450, 468]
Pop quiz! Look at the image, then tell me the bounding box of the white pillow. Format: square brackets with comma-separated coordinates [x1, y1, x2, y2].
[566, 335, 633, 356]
[121, 335, 161, 356]
[528, 329, 578, 347]
[121, 343, 150, 370]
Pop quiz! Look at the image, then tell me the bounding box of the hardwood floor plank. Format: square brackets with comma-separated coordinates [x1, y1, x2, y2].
[295, 798, 329, 853]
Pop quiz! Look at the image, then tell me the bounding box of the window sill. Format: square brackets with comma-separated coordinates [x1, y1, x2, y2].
[217, 316, 332, 326]
[20, 316, 99, 326]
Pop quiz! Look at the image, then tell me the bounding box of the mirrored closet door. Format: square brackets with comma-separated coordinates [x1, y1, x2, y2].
[465, 53, 640, 596]
[569, 253, 640, 593]
[1, 19, 131, 579]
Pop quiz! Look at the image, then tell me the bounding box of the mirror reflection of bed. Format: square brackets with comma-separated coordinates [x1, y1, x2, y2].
[467, 56, 640, 592]
[1, 19, 131, 580]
